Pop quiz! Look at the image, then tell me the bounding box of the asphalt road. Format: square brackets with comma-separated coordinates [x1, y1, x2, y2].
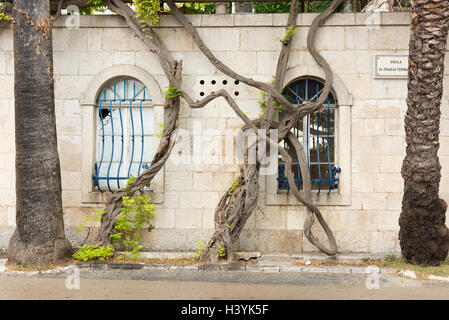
[1, 269, 449, 300]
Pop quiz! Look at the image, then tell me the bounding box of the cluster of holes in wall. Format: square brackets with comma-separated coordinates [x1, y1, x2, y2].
[199, 79, 240, 97]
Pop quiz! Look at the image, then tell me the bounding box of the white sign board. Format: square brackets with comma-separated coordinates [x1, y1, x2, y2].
[374, 55, 408, 79]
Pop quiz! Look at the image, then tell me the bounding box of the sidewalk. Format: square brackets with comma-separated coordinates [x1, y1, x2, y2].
[0, 251, 400, 276]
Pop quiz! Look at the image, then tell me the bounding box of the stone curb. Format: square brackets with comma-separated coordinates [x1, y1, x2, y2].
[0, 258, 399, 275]
[66, 262, 398, 275]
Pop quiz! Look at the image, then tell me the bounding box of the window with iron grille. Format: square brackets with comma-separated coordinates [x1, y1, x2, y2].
[277, 77, 341, 194]
[93, 77, 154, 192]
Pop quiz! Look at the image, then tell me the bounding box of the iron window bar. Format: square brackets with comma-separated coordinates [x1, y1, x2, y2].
[93, 78, 152, 192]
[277, 78, 340, 194]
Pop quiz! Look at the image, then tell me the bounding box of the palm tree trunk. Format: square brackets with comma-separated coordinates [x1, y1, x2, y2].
[7, 0, 71, 266]
[399, 0, 449, 266]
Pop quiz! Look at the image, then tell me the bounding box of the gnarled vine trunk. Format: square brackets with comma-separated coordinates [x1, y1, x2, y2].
[399, 0, 449, 266]
[95, 0, 341, 262]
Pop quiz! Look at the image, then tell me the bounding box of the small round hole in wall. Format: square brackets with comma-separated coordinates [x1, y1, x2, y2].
[234, 91, 239, 96]
[200, 92, 205, 96]
[200, 80, 205, 85]
[223, 80, 228, 85]
[211, 80, 216, 85]
[234, 80, 239, 85]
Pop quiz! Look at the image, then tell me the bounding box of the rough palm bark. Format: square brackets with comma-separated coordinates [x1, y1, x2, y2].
[8, 0, 72, 266]
[399, 0, 449, 266]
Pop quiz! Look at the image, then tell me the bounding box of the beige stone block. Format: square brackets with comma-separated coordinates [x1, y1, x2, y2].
[87, 28, 103, 51]
[179, 191, 219, 209]
[135, 51, 166, 75]
[0, 100, 10, 117]
[352, 156, 378, 174]
[368, 26, 409, 50]
[202, 208, 215, 229]
[0, 75, 13, 99]
[352, 173, 374, 193]
[254, 206, 286, 230]
[215, 51, 257, 75]
[163, 191, 180, 209]
[54, 75, 91, 100]
[0, 152, 13, 170]
[79, 51, 113, 76]
[0, 206, 7, 227]
[0, 190, 15, 206]
[379, 156, 402, 173]
[370, 231, 398, 253]
[345, 26, 369, 50]
[286, 207, 307, 231]
[61, 171, 82, 191]
[175, 208, 203, 229]
[53, 28, 88, 52]
[341, 75, 372, 100]
[375, 173, 403, 193]
[363, 119, 384, 136]
[59, 153, 82, 172]
[0, 52, 6, 74]
[321, 50, 357, 75]
[172, 52, 216, 76]
[58, 135, 82, 154]
[374, 136, 405, 156]
[352, 136, 376, 156]
[54, 52, 79, 76]
[165, 172, 192, 191]
[354, 50, 372, 75]
[440, 119, 449, 137]
[335, 231, 370, 253]
[384, 119, 404, 136]
[0, 134, 14, 153]
[155, 28, 195, 52]
[234, 14, 273, 26]
[112, 51, 135, 66]
[7, 206, 15, 227]
[56, 116, 81, 135]
[315, 27, 345, 51]
[64, 207, 100, 227]
[5, 52, 13, 75]
[240, 27, 283, 51]
[0, 169, 11, 189]
[197, 28, 240, 52]
[62, 190, 82, 207]
[372, 79, 408, 99]
[376, 103, 401, 119]
[352, 100, 378, 119]
[153, 208, 175, 229]
[377, 211, 400, 231]
[255, 50, 286, 75]
[0, 30, 13, 51]
[102, 28, 147, 51]
[345, 211, 378, 231]
[387, 193, 402, 211]
[201, 15, 234, 27]
[0, 117, 13, 135]
[362, 193, 387, 210]
[440, 137, 449, 156]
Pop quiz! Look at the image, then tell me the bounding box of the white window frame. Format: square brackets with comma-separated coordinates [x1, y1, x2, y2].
[264, 71, 353, 207]
[80, 65, 165, 205]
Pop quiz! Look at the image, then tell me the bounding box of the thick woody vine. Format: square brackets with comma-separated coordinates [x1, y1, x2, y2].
[1, 0, 344, 261]
[89, 0, 344, 262]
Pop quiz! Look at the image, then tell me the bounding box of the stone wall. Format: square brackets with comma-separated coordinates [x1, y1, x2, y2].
[1, 12, 449, 254]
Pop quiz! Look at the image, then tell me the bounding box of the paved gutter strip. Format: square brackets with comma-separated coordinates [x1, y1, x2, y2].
[0, 258, 399, 275]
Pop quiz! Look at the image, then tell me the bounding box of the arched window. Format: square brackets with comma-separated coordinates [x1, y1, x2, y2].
[93, 77, 154, 191]
[277, 77, 340, 194]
